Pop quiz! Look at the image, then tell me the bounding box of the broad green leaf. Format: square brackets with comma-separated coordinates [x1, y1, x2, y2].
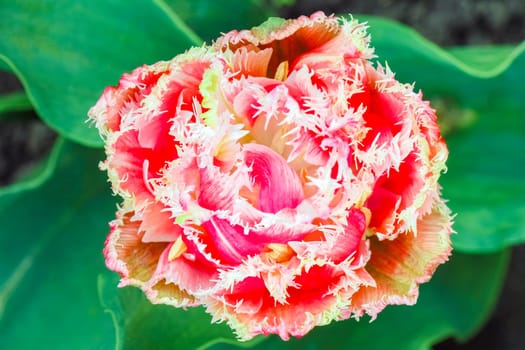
[165, 0, 276, 42]
[353, 16, 525, 252]
[271, 0, 296, 6]
[0, 60, 11, 72]
[223, 250, 509, 350]
[0, 139, 117, 349]
[98, 273, 265, 350]
[447, 44, 525, 76]
[0, 0, 201, 147]
[0, 91, 32, 117]
[357, 15, 525, 79]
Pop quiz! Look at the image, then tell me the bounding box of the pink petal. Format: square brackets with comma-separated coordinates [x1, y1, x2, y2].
[326, 208, 367, 263]
[150, 242, 217, 295]
[353, 86, 405, 151]
[200, 216, 305, 265]
[216, 12, 340, 78]
[140, 201, 182, 243]
[243, 143, 304, 213]
[288, 208, 366, 264]
[197, 166, 237, 211]
[201, 217, 257, 264]
[365, 186, 401, 236]
[228, 76, 281, 129]
[88, 86, 121, 132]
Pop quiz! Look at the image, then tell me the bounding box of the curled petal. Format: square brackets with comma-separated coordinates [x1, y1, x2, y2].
[104, 208, 167, 287]
[351, 203, 453, 318]
[200, 215, 312, 265]
[201, 217, 258, 264]
[140, 201, 182, 243]
[148, 242, 217, 299]
[289, 208, 366, 263]
[243, 143, 304, 213]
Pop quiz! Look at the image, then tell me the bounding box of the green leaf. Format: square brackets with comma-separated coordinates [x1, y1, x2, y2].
[356, 15, 525, 79]
[441, 97, 525, 252]
[226, 250, 509, 350]
[165, 0, 275, 42]
[0, 91, 32, 117]
[0, 139, 117, 349]
[353, 16, 525, 252]
[270, 0, 296, 7]
[0, 59, 11, 72]
[0, 0, 201, 147]
[98, 273, 265, 350]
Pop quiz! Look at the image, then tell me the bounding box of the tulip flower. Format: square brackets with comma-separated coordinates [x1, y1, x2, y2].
[89, 11, 453, 341]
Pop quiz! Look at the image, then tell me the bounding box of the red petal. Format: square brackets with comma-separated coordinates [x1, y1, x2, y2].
[356, 87, 405, 150]
[215, 264, 349, 340]
[366, 152, 425, 235]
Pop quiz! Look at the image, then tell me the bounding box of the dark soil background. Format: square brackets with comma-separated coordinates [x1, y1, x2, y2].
[1, 1, 524, 349]
[283, 0, 525, 45]
[0, 75, 55, 186]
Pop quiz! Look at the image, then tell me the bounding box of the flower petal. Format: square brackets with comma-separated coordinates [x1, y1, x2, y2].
[208, 261, 371, 341]
[366, 152, 426, 236]
[288, 208, 366, 264]
[109, 129, 175, 203]
[104, 208, 167, 286]
[148, 242, 217, 297]
[200, 215, 311, 265]
[88, 61, 169, 134]
[230, 46, 273, 78]
[351, 203, 453, 318]
[140, 201, 182, 243]
[243, 143, 304, 213]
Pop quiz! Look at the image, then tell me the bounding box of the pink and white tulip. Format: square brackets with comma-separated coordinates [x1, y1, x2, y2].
[89, 12, 453, 341]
